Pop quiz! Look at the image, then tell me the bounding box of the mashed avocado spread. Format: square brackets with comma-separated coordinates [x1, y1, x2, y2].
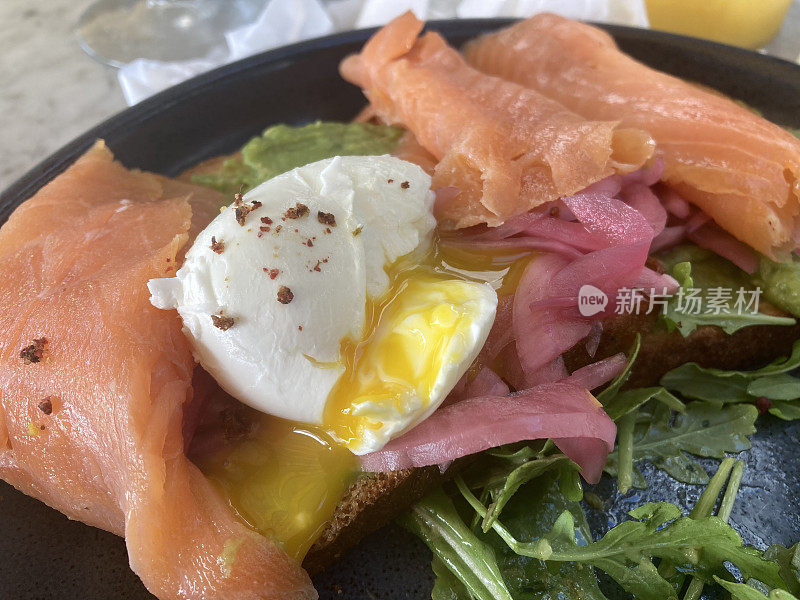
[657, 244, 800, 319]
[192, 121, 404, 195]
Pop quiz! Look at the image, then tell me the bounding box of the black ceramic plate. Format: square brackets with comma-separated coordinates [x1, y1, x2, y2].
[1, 20, 799, 600]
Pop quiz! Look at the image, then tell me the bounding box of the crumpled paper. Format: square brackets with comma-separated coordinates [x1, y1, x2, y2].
[118, 0, 648, 105]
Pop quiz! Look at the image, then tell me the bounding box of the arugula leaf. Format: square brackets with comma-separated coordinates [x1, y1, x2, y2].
[764, 543, 800, 596]
[604, 403, 758, 485]
[475, 473, 609, 600]
[660, 341, 800, 419]
[431, 558, 471, 600]
[770, 402, 800, 420]
[458, 478, 787, 598]
[463, 441, 552, 492]
[660, 260, 795, 337]
[714, 576, 799, 600]
[480, 455, 574, 532]
[661, 364, 752, 404]
[668, 308, 794, 337]
[603, 386, 685, 421]
[747, 374, 800, 400]
[402, 488, 513, 600]
[616, 410, 637, 494]
[596, 334, 641, 404]
[665, 340, 800, 385]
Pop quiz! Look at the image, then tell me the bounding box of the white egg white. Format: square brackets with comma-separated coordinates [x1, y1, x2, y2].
[149, 155, 436, 424]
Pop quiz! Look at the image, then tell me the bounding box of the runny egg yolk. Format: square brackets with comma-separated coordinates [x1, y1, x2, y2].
[197, 237, 536, 561]
[199, 416, 357, 560]
[322, 268, 494, 452]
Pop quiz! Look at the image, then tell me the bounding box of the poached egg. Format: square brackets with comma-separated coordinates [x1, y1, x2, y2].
[150, 155, 497, 454]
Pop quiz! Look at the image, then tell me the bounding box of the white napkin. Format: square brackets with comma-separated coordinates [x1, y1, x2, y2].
[118, 0, 648, 105]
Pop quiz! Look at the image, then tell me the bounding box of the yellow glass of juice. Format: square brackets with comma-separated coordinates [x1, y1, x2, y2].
[645, 0, 792, 49]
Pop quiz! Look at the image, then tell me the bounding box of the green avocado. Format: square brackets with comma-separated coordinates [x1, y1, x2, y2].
[192, 121, 405, 196]
[657, 244, 800, 319]
[755, 257, 800, 318]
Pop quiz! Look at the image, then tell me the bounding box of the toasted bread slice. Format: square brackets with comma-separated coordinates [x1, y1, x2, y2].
[178, 157, 800, 573]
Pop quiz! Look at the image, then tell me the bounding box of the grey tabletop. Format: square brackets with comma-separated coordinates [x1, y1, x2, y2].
[2, 0, 800, 193]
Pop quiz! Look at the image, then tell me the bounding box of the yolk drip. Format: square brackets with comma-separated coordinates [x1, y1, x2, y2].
[199, 415, 358, 561]
[196, 234, 537, 562]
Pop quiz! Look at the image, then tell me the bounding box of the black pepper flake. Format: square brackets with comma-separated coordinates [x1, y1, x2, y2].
[38, 397, 53, 415]
[234, 200, 261, 226]
[285, 203, 309, 219]
[317, 211, 336, 226]
[20, 337, 47, 364]
[400, 181, 410, 189]
[277, 286, 294, 304]
[234, 206, 249, 226]
[211, 315, 236, 330]
[210, 236, 225, 254]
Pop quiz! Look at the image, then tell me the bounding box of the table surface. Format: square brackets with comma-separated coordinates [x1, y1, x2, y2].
[2, 0, 800, 193]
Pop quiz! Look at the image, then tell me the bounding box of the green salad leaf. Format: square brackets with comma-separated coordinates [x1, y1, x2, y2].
[459, 476, 787, 598]
[192, 121, 404, 195]
[660, 340, 800, 419]
[474, 473, 609, 600]
[479, 455, 576, 532]
[765, 543, 800, 596]
[660, 259, 795, 337]
[402, 488, 513, 600]
[596, 334, 641, 404]
[431, 558, 471, 600]
[714, 577, 799, 600]
[602, 386, 685, 422]
[603, 402, 758, 485]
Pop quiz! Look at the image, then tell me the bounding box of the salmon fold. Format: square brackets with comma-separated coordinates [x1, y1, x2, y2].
[340, 11, 655, 229]
[464, 13, 800, 259]
[0, 142, 316, 600]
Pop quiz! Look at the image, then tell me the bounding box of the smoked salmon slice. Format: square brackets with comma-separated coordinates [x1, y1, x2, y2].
[340, 12, 654, 229]
[0, 142, 315, 600]
[464, 13, 800, 258]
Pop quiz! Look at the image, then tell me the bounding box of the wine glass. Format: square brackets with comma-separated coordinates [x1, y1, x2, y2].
[76, 0, 266, 67]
